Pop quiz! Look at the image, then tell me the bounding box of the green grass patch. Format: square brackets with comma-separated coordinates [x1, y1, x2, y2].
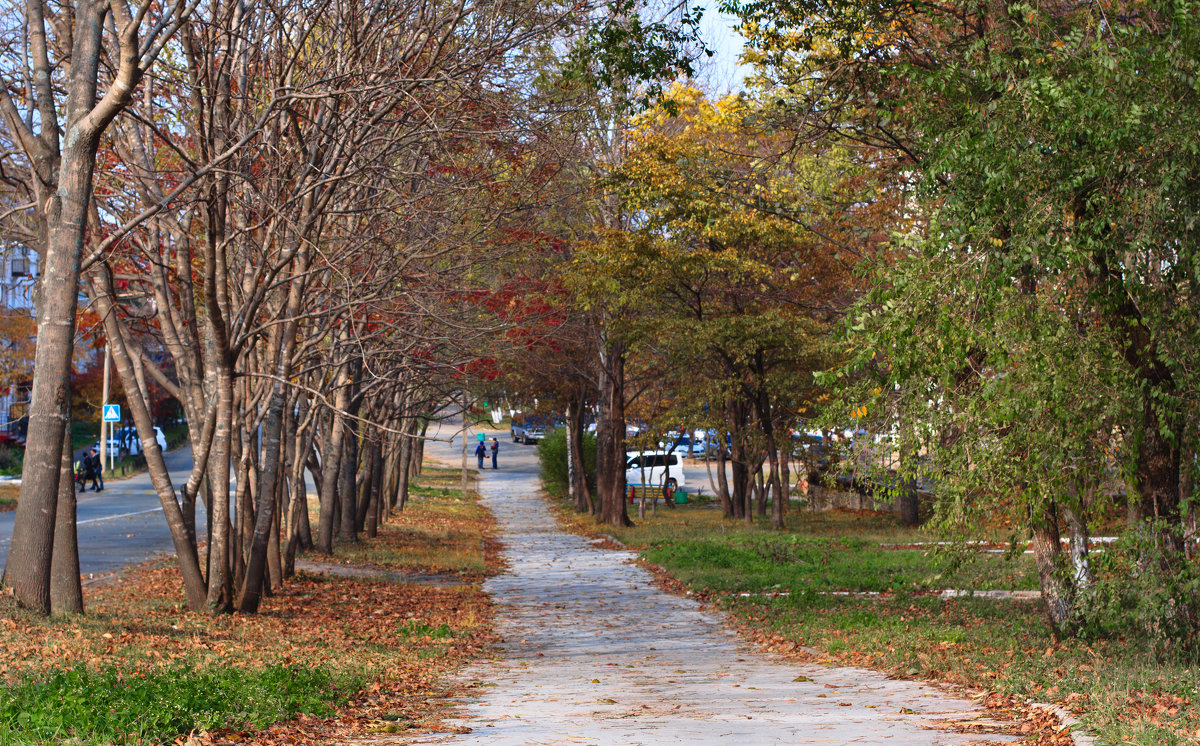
[641, 534, 1035, 594]
[558, 501, 1037, 594]
[0, 663, 358, 745]
[326, 475, 494, 578]
[397, 620, 456, 641]
[571, 498, 1197, 744]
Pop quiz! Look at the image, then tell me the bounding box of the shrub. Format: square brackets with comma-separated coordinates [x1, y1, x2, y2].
[537, 427, 596, 497]
[0, 442, 21, 477]
[1071, 525, 1200, 661]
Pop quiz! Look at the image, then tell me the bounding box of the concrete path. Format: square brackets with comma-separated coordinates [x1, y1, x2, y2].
[376, 425, 1018, 745]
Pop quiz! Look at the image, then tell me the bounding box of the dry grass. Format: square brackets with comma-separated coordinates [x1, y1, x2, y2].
[0, 483, 17, 512]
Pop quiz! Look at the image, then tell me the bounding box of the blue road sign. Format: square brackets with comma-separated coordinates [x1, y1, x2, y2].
[102, 404, 121, 422]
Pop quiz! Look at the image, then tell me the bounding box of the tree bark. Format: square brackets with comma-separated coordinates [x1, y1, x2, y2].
[88, 272, 208, 610]
[596, 341, 632, 527]
[50, 416, 82, 615]
[2, 0, 157, 613]
[565, 396, 591, 513]
[1029, 501, 1074, 633]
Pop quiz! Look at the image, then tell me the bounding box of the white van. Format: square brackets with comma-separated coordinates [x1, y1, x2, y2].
[625, 450, 685, 492]
[96, 425, 168, 456]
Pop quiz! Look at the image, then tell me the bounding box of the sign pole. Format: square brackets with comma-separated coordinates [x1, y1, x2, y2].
[101, 345, 110, 473]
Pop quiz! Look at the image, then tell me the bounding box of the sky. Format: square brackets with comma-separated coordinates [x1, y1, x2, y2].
[695, 1, 753, 93]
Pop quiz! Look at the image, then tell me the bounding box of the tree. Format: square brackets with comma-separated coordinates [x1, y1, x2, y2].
[0, 0, 198, 614]
[573, 85, 862, 527]
[740, 0, 1200, 638]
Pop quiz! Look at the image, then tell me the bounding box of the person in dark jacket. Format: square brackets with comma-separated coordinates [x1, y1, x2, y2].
[475, 439, 487, 469]
[490, 437, 499, 469]
[86, 448, 104, 491]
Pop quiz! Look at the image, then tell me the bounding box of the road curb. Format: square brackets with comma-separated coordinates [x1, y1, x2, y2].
[1030, 701, 1096, 746]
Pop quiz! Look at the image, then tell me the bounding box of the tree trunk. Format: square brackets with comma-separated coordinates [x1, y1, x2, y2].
[596, 341, 631, 527]
[316, 361, 350, 554]
[409, 421, 427, 479]
[339, 419, 360, 543]
[366, 441, 382, 538]
[1029, 501, 1074, 634]
[711, 446, 732, 516]
[565, 396, 591, 513]
[2, 0, 146, 612]
[4, 216, 80, 613]
[50, 416, 82, 615]
[1132, 396, 1183, 551]
[205, 364, 236, 612]
[88, 272, 209, 610]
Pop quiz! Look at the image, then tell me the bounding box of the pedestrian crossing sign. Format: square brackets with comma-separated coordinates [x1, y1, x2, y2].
[102, 404, 121, 422]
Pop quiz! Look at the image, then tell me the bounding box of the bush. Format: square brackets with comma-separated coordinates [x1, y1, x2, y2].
[537, 427, 596, 497]
[1071, 526, 1200, 661]
[0, 442, 21, 477]
[0, 663, 360, 744]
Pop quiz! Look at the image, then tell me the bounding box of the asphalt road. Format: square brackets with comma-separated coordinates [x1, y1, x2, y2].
[0, 445, 207, 578]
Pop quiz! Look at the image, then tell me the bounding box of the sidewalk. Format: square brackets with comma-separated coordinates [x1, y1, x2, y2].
[367, 427, 1021, 745]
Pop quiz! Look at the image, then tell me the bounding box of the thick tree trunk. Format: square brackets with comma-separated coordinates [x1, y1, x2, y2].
[366, 441, 382, 538]
[409, 421, 427, 479]
[316, 362, 350, 554]
[596, 342, 631, 527]
[395, 429, 412, 512]
[1029, 501, 1074, 634]
[712, 446, 732, 516]
[565, 396, 591, 513]
[356, 439, 378, 532]
[1132, 396, 1183, 551]
[50, 417, 82, 615]
[2, 0, 145, 612]
[205, 365, 235, 612]
[339, 420, 360, 543]
[5, 212, 81, 613]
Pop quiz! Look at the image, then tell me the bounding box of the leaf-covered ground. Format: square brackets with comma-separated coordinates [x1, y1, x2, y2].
[0, 471, 499, 745]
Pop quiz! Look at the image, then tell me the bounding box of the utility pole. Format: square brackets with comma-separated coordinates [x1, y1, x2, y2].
[101, 345, 110, 472]
[460, 391, 469, 498]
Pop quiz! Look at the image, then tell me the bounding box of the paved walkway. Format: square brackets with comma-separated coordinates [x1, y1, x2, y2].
[380, 427, 1017, 745]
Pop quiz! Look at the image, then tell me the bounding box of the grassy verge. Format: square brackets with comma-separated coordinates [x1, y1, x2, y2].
[0, 469, 496, 745]
[554, 498, 1199, 745]
[324, 466, 502, 579]
[0, 483, 16, 511]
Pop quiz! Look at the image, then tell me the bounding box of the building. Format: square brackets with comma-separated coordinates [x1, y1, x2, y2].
[0, 245, 36, 438]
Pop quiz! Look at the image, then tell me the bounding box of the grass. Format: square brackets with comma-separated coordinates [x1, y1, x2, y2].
[0, 663, 354, 743]
[553, 497, 1200, 744]
[0, 467, 496, 745]
[724, 593, 1200, 744]
[0, 483, 16, 511]
[556, 502, 1038, 593]
[324, 467, 500, 579]
[70, 421, 96, 452]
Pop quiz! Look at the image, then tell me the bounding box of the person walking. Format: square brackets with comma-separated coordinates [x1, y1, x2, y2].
[490, 437, 499, 469]
[475, 439, 487, 469]
[86, 447, 104, 491]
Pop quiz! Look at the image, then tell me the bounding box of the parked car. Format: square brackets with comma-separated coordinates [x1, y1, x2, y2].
[624, 450, 685, 492]
[510, 414, 558, 444]
[695, 430, 731, 458]
[97, 425, 168, 456]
